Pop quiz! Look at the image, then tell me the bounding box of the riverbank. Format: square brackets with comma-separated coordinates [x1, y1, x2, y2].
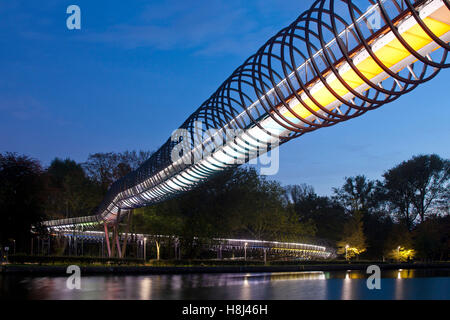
[1, 262, 449, 275]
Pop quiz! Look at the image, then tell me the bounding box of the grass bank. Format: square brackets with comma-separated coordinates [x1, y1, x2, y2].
[1, 257, 449, 275]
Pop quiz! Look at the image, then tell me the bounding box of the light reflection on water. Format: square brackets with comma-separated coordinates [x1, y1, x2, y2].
[0, 269, 449, 300]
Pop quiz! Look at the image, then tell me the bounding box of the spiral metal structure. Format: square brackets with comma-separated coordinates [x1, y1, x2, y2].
[44, 0, 450, 229]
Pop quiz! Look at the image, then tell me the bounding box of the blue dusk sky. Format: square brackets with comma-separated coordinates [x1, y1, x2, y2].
[0, 0, 449, 196]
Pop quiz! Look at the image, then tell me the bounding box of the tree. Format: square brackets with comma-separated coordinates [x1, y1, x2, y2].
[333, 175, 376, 213]
[381, 167, 416, 230]
[240, 180, 316, 242]
[363, 209, 394, 260]
[45, 158, 102, 218]
[333, 176, 384, 259]
[380, 154, 449, 228]
[120, 150, 153, 170]
[435, 187, 449, 216]
[83, 152, 118, 193]
[413, 215, 450, 261]
[407, 155, 449, 221]
[285, 184, 346, 242]
[83, 150, 152, 194]
[337, 211, 367, 259]
[131, 166, 317, 258]
[133, 205, 184, 260]
[284, 184, 316, 210]
[384, 223, 414, 261]
[136, 167, 259, 258]
[0, 153, 46, 252]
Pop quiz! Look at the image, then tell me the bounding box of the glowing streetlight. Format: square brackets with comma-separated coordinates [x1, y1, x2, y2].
[244, 242, 248, 261]
[345, 244, 349, 261]
[143, 237, 147, 261]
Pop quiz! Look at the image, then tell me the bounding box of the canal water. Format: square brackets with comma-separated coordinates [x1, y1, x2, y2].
[1, 269, 449, 300]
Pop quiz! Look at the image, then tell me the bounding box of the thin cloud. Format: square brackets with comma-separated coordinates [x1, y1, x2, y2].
[0, 96, 47, 120]
[0, 95, 71, 126]
[75, 0, 288, 56]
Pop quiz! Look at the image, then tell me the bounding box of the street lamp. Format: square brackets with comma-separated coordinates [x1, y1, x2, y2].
[143, 237, 147, 262]
[397, 246, 401, 261]
[345, 244, 349, 261]
[13, 240, 16, 255]
[244, 242, 248, 261]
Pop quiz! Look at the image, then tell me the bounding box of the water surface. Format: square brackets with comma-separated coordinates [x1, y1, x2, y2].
[1, 269, 449, 300]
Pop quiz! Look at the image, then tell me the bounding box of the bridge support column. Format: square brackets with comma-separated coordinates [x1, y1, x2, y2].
[114, 209, 122, 258]
[114, 225, 122, 258]
[264, 248, 267, 265]
[110, 209, 122, 258]
[155, 239, 161, 261]
[121, 210, 132, 258]
[111, 228, 116, 257]
[104, 224, 112, 258]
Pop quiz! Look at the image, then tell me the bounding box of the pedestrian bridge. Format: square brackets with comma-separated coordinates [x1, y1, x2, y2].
[39, 230, 332, 261]
[43, 0, 450, 241]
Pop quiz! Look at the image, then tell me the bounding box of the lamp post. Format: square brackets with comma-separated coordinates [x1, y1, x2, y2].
[345, 244, 349, 261]
[13, 240, 16, 255]
[143, 237, 147, 262]
[244, 242, 248, 261]
[397, 246, 401, 261]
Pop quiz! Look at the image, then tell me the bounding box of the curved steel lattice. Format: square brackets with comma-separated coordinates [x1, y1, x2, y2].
[44, 0, 450, 229]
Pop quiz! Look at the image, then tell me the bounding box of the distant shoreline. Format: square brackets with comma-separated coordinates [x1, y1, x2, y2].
[1, 262, 449, 276]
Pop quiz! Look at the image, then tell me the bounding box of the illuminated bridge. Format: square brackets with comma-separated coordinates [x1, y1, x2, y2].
[40, 230, 332, 260]
[42, 0, 450, 254]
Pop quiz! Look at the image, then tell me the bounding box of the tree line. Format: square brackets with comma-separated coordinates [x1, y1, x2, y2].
[0, 151, 448, 261]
